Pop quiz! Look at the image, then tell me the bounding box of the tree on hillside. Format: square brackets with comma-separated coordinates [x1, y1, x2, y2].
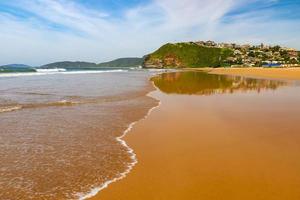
[248, 51, 255, 57]
[280, 50, 290, 62]
[290, 58, 298, 64]
[271, 45, 281, 52]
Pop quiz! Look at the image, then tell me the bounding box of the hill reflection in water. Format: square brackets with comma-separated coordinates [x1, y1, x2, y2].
[151, 71, 288, 95]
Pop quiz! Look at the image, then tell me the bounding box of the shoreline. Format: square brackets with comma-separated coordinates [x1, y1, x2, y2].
[90, 68, 300, 200]
[80, 79, 161, 200]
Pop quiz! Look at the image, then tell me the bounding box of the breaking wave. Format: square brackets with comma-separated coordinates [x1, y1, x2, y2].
[0, 69, 128, 77]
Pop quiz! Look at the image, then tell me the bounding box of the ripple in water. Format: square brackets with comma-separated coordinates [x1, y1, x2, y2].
[0, 71, 158, 199]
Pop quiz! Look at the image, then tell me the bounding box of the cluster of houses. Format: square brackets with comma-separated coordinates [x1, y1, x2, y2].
[194, 40, 300, 67]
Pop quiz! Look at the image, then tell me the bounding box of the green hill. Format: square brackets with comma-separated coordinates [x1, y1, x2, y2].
[97, 57, 144, 68]
[143, 43, 233, 68]
[0, 64, 35, 73]
[1, 64, 32, 68]
[40, 58, 144, 69]
[40, 61, 97, 69]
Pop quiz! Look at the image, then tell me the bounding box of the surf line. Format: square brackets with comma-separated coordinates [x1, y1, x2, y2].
[77, 79, 161, 200]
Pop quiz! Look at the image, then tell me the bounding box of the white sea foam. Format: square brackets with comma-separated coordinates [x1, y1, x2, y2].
[77, 82, 161, 200]
[35, 68, 67, 73]
[0, 106, 23, 113]
[60, 69, 126, 75]
[0, 69, 127, 78]
[146, 68, 171, 72]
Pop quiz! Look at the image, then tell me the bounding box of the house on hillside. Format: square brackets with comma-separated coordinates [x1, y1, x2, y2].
[287, 48, 298, 57]
[205, 40, 217, 47]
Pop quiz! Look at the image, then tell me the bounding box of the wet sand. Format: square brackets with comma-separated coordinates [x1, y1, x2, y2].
[188, 67, 300, 80]
[90, 71, 300, 200]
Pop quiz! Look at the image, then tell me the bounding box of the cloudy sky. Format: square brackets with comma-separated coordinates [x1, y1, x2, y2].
[0, 0, 299, 66]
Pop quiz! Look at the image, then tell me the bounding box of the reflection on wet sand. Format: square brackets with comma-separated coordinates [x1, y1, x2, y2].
[151, 71, 287, 95]
[94, 71, 300, 200]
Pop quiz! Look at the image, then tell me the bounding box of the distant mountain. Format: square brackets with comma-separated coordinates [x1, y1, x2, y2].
[1, 64, 32, 68]
[97, 57, 144, 68]
[0, 64, 35, 73]
[40, 58, 144, 69]
[40, 61, 98, 69]
[1, 58, 145, 73]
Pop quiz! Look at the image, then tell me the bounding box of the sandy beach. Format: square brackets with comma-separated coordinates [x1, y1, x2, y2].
[90, 69, 300, 200]
[92, 69, 300, 200]
[92, 70, 300, 200]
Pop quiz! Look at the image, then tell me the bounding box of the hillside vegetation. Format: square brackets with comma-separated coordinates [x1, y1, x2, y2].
[97, 57, 143, 68]
[40, 61, 97, 69]
[143, 43, 233, 68]
[0, 64, 35, 73]
[40, 58, 144, 69]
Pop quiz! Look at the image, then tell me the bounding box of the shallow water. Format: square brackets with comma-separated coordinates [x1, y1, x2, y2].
[0, 71, 158, 199]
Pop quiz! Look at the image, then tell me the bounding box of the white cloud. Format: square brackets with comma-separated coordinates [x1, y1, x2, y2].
[155, 0, 235, 27]
[15, 0, 114, 37]
[0, 0, 299, 66]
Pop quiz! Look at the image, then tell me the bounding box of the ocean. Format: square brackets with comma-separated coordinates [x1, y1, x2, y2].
[0, 69, 160, 199]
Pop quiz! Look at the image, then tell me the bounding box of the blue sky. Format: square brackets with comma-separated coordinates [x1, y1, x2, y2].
[0, 0, 299, 66]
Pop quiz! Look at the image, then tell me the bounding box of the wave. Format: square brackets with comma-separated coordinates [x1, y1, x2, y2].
[0, 72, 162, 199]
[0, 94, 148, 115]
[0, 100, 80, 114]
[0, 69, 128, 78]
[0, 105, 23, 113]
[35, 68, 67, 73]
[47, 100, 79, 106]
[76, 81, 161, 200]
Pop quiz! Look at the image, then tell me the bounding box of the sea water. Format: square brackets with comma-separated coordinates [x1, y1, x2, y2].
[0, 70, 159, 199]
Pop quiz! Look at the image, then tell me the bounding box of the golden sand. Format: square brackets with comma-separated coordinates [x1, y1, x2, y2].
[90, 70, 300, 200]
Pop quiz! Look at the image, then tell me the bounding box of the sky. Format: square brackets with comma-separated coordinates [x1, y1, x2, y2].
[0, 0, 299, 66]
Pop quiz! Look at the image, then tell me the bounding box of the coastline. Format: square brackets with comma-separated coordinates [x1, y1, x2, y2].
[89, 69, 300, 200]
[79, 79, 161, 200]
